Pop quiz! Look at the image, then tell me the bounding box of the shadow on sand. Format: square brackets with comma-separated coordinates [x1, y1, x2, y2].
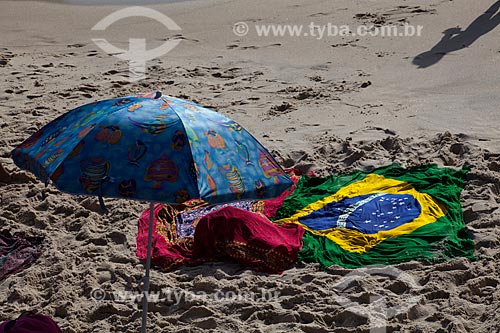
[413, 1, 500, 68]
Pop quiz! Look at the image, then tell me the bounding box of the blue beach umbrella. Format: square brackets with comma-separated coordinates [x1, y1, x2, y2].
[11, 91, 293, 332]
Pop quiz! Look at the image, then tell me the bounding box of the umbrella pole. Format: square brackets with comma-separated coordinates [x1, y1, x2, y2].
[141, 202, 155, 333]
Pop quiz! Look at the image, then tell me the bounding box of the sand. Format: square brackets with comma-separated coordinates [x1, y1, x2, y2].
[1, 0, 500, 332]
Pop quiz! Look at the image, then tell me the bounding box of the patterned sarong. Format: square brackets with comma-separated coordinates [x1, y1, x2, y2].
[0, 232, 44, 281]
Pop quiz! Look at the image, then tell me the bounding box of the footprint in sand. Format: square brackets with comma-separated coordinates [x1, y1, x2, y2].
[178, 306, 215, 323]
[103, 69, 130, 77]
[355, 6, 435, 25]
[67, 43, 86, 48]
[0, 49, 14, 65]
[108, 231, 127, 245]
[308, 12, 333, 17]
[111, 80, 130, 87]
[88, 304, 134, 321]
[487, 161, 500, 172]
[227, 43, 281, 50]
[269, 101, 294, 116]
[161, 34, 199, 43]
[76, 84, 99, 93]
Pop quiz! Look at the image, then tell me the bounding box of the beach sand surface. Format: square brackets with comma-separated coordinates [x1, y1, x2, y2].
[1, 0, 500, 332]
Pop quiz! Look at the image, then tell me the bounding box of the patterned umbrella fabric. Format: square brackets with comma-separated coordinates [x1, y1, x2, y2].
[11, 91, 293, 333]
[11, 91, 293, 206]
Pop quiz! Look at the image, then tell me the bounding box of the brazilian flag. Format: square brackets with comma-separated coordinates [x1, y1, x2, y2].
[273, 164, 474, 268]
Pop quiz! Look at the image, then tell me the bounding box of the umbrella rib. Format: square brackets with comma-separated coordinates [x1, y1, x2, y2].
[163, 97, 202, 200]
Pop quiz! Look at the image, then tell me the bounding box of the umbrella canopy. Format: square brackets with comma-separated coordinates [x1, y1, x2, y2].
[11, 91, 293, 333]
[11, 91, 293, 205]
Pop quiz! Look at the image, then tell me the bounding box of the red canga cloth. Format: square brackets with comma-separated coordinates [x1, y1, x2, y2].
[136, 203, 192, 270]
[192, 207, 304, 273]
[0, 313, 62, 333]
[136, 205, 304, 273]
